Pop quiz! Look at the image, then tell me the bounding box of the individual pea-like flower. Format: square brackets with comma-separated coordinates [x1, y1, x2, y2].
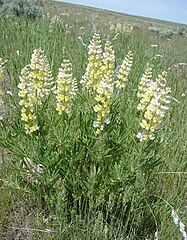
[56, 59, 77, 115]
[93, 41, 115, 134]
[115, 51, 133, 89]
[80, 33, 103, 90]
[137, 70, 171, 141]
[18, 48, 53, 134]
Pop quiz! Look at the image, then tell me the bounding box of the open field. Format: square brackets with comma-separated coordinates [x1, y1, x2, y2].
[0, 1, 187, 239]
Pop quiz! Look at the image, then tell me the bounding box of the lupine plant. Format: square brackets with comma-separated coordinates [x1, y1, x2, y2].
[0, 33, 173, 237]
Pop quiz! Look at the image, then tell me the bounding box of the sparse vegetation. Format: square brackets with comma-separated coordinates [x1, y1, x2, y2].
[0, 1, 187, 239]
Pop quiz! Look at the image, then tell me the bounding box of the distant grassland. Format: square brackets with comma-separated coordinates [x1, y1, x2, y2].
[49, 1, 187, 63]
[0, 1, 187, 239]
[52, 1, 186, 27]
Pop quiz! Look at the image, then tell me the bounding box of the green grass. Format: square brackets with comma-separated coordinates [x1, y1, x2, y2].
[0, 1, 187, 239]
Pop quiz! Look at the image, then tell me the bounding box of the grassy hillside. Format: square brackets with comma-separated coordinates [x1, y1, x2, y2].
[51, 1, 187, 31]
[0, 1, 187, 239]
[52, 1, 186, 26]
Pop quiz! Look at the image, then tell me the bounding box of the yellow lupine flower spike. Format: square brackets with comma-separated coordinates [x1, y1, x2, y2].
[137, 70, 171, 142]
[137, 67, 152, 98]
[93, 40, 115, 134]
[102, 40, 115, 84]
[18, 48, 53, 134]
[116, 51, 133, 89]
[80, 33, 103, 91]
[56, 59, 77, 115]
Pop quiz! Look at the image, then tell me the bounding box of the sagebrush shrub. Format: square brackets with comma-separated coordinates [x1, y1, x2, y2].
[1, 0, 44, 19]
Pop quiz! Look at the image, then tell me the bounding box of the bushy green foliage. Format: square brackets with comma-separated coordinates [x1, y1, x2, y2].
[0, 35, 165, 236]
[0, 11, 187, 239]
